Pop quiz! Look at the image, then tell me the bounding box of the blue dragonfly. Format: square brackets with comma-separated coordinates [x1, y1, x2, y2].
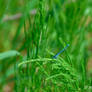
[53, 44, 70, 59]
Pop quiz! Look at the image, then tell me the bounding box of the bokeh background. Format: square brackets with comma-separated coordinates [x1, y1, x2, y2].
[0, 0, 92, 92]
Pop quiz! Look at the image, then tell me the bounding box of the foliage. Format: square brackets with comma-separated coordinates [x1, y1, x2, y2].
[0, 0, 92, 91]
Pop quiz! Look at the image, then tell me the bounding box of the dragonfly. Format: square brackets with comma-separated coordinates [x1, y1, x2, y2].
[53, 44, 70, 59]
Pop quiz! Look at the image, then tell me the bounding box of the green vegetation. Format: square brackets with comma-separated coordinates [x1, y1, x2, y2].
[0, 0, 92, 91]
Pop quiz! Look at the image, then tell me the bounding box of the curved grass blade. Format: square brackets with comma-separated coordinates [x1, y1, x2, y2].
[18, 58, 56, 67]
[0, 50, 20, 60]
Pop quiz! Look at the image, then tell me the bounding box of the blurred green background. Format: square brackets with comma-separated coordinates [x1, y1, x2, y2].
[0, 0, 92, 92]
